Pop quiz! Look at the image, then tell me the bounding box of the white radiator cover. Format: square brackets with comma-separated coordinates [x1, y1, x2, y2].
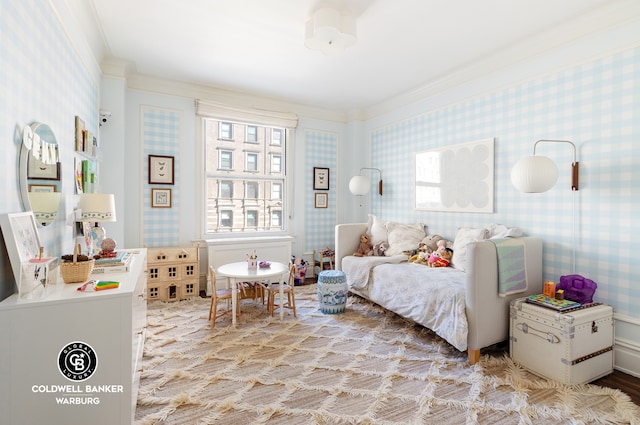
[205, 236, 293, 295]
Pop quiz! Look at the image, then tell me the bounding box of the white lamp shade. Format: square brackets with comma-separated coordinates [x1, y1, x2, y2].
[511, 155, 559, 193]
[28, 192, 62, 224]
[77, 193, 117, 222]
[349, 175, 370, 195]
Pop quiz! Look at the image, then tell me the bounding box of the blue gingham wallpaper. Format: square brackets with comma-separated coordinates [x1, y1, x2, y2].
[369, 47, 639, 317]
[142, 107, 181, 247]
[305, 130, 337, 252]
[1, 1, 100, 299]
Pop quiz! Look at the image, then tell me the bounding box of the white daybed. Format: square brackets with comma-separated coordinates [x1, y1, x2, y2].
[335, 222, 543, 364]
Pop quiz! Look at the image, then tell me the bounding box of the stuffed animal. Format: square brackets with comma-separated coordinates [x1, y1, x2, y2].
[371, 241, 389, 256]
[429, 247, 453, 267]
[421, 234, 445, 254]
[409, 250, 430, 264]
[407, 242, 427, 263]
[427, 250, 440, 266]
[435, 239, 448, 255]
[353, 234, 373, 257]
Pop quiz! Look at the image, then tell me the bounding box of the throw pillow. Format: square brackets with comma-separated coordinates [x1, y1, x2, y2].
[451, 227, 490, 271]
[488, 223, 523, 239]
[367, 214, 388, 245]
[384, 222, 426, 256]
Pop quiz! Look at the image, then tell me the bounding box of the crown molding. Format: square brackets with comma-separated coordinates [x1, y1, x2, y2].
[364, 0, 640, 120]
[118, 73, 351, 124]
[49, 0, 102, 84]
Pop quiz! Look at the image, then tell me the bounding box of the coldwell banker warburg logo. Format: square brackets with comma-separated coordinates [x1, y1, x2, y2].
[31, 341, 124, 406]
[58, 341, 98, 381]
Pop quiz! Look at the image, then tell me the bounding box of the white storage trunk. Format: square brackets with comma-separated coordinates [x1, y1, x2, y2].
[510, 298, 613, 385]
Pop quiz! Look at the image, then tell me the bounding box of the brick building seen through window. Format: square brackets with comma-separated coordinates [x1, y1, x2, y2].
[204, 119, 286, 233]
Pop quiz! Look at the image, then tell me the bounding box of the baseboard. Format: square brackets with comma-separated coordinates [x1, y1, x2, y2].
[613, 313, 640, 378]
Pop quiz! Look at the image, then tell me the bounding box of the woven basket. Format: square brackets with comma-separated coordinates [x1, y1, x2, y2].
[61, 244, 95, 283]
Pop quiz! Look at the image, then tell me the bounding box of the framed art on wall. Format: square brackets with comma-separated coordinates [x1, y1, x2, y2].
[148, 154, 174, 185]
[415, 138, 494, 213]
[27, 155, 60, 180]
[314, 192, 328, 208]
[151, 188, 172, 208]
[313, 167, 329, 190]
[29, 184, 56, 192]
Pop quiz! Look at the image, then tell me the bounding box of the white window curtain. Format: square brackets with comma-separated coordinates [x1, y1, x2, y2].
[195, 100, 298, 129]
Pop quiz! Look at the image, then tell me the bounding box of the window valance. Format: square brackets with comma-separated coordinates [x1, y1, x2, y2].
[195, 100, 298, 129]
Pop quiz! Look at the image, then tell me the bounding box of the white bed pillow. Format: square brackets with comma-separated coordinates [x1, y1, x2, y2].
[451, 227, 490, 271]
[384, 222, 426, 256]
[367, 214, 388, 245]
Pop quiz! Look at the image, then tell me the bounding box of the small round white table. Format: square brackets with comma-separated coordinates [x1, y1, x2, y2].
[217, 261, 289, 324]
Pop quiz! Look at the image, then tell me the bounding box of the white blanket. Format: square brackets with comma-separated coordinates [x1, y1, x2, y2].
[342, 255, 407, 289]
[343, 256, 469, 351]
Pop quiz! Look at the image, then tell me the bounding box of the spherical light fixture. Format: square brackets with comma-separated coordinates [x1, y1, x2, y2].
[349, 175, 370, 195]
[510, 155, 558, 193]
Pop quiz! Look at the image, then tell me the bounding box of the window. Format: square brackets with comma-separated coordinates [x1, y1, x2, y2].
[204, 118, 287, 234]
[245, 152, 258, 171]
[271, 129, 282, 146]
[246, 210, 258, 227]
[219, 122, 233, 140]
[272, 154, 282, 173]
[271, 211, 282, 227]
[220, 181, 233, 199]
[246, 125, 257, 143]
[220, 210, 233, 228]
[272, 182, 282, 200]
[246, 182, 259, 199]
[219, 150, 233, 170]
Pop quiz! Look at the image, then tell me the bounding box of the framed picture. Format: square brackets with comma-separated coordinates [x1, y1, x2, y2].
[27, 155, 60, 180]
[415, 138, 494, 213]
[151, 188, 172, 208]
[0, 212, 43, 296]
[313, 167, 330, 190]
[148, 154, 175, 185]
[314, 192, 328, 208]
[29, 184, 56, 192]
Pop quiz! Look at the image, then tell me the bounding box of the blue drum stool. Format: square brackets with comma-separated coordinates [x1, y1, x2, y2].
[317, 270, 348, 314]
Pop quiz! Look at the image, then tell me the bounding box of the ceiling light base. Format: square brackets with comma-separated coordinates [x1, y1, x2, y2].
[305, 7, 356, 55]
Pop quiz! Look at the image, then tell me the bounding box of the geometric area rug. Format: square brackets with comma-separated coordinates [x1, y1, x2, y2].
[135, 285, 640, 425]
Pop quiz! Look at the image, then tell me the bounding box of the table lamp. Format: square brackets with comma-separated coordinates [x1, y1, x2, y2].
[76, 193, 117, 256]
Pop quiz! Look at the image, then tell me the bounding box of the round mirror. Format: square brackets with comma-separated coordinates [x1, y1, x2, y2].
[19, 122, 62, 226]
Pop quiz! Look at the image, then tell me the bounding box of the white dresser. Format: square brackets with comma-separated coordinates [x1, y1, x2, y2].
[0, 248, 147, 425]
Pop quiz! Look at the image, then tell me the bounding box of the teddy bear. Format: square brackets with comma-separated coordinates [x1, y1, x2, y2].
[353, 233, 373, 257]
[429, 247, 453, 267]
[371, 241, 389, 256]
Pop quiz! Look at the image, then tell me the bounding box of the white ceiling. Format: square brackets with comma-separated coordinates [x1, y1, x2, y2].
[71, 0, 639, 113]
